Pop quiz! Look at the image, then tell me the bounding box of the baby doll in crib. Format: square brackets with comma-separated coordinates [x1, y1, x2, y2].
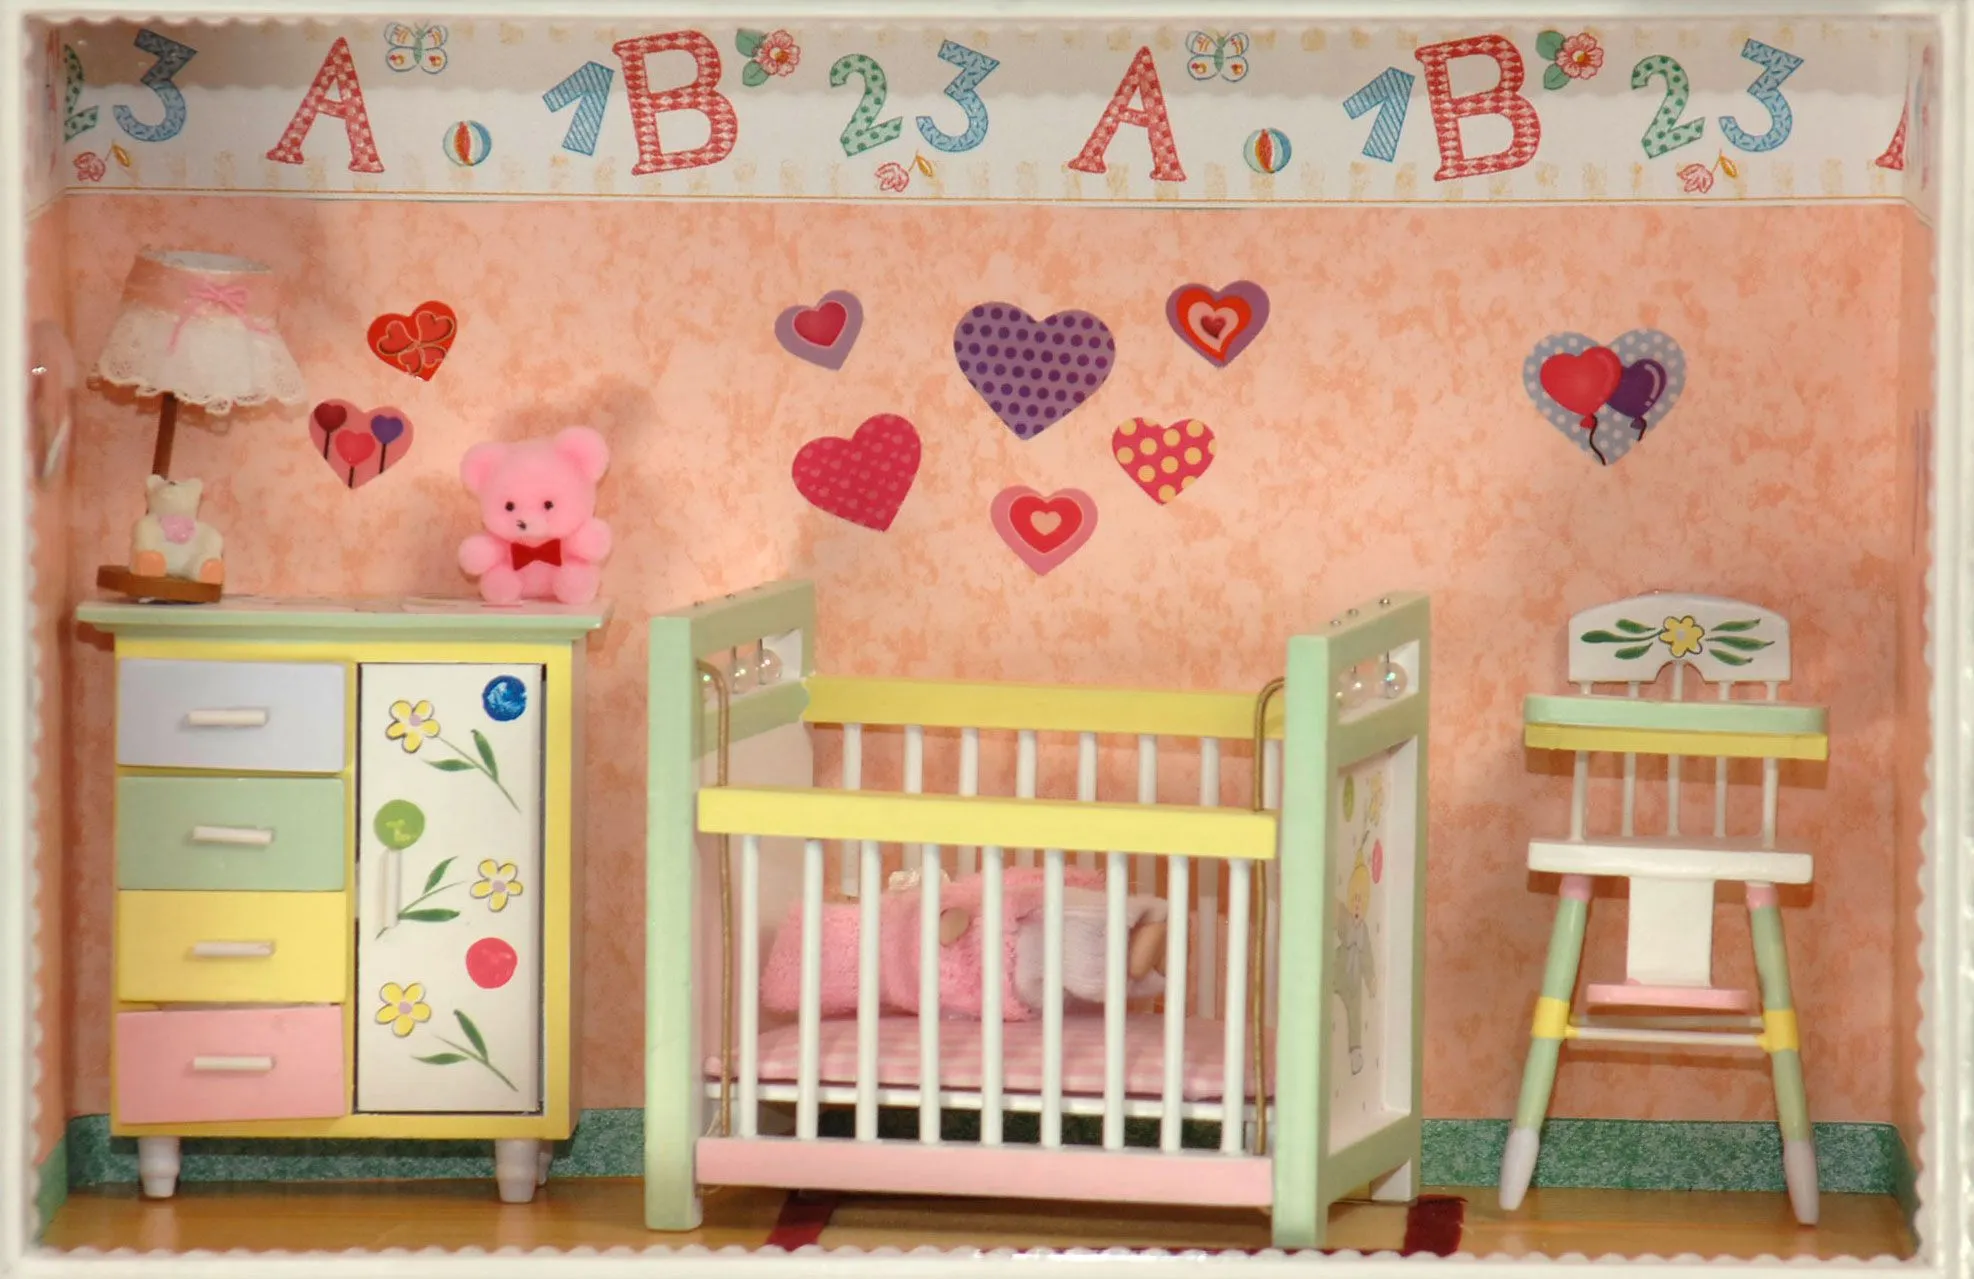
[761, 866, 1171, 1021]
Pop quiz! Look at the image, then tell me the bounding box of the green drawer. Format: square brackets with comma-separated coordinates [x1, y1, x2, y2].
[116, 776, 347, 892]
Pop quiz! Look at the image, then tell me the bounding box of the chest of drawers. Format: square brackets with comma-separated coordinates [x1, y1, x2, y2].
[76, 597, 606, 1203]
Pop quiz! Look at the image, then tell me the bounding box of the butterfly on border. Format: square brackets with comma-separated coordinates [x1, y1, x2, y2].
[1186, 30, 1250, 83]
[384, 22, 448, 74]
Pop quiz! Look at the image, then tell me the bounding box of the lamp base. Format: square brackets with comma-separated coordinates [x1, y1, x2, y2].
[96, 565, 223, 605]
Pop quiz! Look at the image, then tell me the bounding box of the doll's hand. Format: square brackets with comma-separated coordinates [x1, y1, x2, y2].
[459, 533, 504, 576]
[566, 518, 612, 563]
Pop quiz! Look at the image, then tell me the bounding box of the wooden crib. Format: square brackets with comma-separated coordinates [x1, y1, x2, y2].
[643, 579, 1432, 1250]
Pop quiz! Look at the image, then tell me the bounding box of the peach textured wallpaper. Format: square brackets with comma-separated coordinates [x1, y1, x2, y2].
[29, 200, 71, 1168]
[57, 197, 1914, 1126]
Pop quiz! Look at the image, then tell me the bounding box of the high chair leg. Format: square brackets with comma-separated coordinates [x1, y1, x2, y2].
[1499, 875, 1592, 1212]
[1748, 883, 1818, 1226]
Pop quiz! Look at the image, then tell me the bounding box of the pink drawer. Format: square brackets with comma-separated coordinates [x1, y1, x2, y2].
[116, 1006, 346, 1125]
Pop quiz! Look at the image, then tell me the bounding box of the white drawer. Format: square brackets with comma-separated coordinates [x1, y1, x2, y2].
[117, 659, 347, 773]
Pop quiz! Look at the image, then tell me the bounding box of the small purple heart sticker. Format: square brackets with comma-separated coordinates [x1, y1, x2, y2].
[953, 302, 1116, 441]
[370, 415, 407, 445]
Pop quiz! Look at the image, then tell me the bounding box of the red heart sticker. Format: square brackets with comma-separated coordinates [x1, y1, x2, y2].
[1539, 347, 1623, 421]
[791, 414, 922, 531]
[991, 486, 1098, 575]
[367, 301, 458, 381]
[792, 302, 848, 348]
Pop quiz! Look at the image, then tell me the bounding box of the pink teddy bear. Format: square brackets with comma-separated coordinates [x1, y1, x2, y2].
[458, 426, 612, 606]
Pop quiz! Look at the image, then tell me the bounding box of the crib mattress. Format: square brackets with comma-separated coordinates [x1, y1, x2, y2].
[708, 1014, 1276, 1102]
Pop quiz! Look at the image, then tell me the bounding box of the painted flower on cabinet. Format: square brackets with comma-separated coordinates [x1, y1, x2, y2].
[386, 699, 441, 753]
[415, 1008, 519, 1092]
[471, 859, 525, 912]
[377, 981, 433, 1037]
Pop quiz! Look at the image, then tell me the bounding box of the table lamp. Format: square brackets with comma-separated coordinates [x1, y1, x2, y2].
[90, 249, 306, 603]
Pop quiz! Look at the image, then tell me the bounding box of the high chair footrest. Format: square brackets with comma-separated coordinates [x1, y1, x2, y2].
[1584, 982, 1756, 1014]
[1528, 837, 1813, 884]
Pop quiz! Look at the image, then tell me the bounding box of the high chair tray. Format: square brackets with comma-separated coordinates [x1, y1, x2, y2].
[1523, 695, 1828, 761]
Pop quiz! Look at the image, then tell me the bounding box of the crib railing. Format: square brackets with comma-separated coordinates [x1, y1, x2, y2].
[699, 786, 1277, 1157]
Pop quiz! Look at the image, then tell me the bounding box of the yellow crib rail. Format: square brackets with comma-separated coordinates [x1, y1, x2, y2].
[698, 786, 1279, 862]
[802, 674, 1289, 740]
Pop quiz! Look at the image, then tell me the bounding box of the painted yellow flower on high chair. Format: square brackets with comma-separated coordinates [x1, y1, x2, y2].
[471, 860, 525, 912]
[1658, 615, 1705, 658]
[377, 982, 432, 1037]
[385, 700, 441, 753]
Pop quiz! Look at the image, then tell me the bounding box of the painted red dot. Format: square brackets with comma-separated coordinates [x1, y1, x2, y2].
[1371, 840, 1385, 884]
[465, 937, 518, 990]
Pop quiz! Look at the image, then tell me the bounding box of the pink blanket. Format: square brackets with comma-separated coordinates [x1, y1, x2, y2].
[760, 868, 1102, 1022]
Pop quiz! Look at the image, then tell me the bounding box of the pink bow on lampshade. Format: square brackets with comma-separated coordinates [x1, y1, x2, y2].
[167, 279, 273, 353]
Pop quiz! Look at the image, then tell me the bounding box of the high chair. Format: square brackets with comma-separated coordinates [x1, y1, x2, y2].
[1498, 593, 1826, 1227]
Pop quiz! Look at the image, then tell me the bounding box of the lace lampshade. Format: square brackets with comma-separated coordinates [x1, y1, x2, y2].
[92, 249, 305, 419]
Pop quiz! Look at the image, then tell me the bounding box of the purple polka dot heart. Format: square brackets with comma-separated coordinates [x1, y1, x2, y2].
[953, 303, 1116, 441]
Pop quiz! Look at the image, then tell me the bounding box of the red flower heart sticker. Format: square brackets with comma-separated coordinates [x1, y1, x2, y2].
[367, 301, 458, 381]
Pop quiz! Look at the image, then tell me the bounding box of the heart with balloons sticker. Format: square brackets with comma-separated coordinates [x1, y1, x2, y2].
[1523, 330, 1686, 467]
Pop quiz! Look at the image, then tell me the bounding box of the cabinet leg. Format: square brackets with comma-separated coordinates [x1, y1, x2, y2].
[137, 1137, 181, 1199]
[494, 1139, 542, 1204]
[537, 1144, 553, 1187]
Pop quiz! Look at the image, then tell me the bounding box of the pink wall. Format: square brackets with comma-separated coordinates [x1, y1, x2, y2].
[59, 196, 1912, 1125]
[29, 200, 71, 1167]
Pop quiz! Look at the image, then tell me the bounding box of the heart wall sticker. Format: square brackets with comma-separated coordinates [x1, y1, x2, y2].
[775, 291, 864, 370]
[954, 303, 1116, 441]
[791, 413, 922, 532]
[991, 486, 1099, 576]
[1113, 417, 1217, 504]
[1167, 282, 1270, 367]
[1524, 330, 1686, 466]
[368, 301, 458, 381]
[309, 400, 416, 489]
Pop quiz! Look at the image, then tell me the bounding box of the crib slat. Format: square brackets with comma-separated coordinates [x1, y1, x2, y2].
[959, 727, 980, 878]
[1076, 732, 1099, 872]
[1102, 851, 1128, 1150]
[1160, 855, 1191, 1152]
[920, 844, 943, 1144]
[1135, 736, 1158, 898]
[1263, 740, 1282, 1029]
[1016, 729, 1038, 869]
[1197, 739, 1221, 1021]
[842, 724, 863, 896]
[798, 838, 825, 1141]
[740, 834, 761, 1138]
[1222, 859, 1251, 1154]
[981, 845, 1006, 1145]
[1042, 848, 1065, 1148]
[905, 723, 926, 872]
[856, 837, 881, 1141]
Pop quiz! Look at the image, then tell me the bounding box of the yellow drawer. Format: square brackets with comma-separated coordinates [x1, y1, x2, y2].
[117, 891, 349, 1004]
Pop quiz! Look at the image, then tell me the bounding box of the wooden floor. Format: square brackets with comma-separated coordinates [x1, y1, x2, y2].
[42, 1179, 1915, 1260]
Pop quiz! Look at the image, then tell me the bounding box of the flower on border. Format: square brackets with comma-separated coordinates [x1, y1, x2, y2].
[471, 859, 525, 912]
[1677, 163, 1716, 194]
[377, 982, 432, 1037]
[1658, 615, 1706, 659]
[386, 699, 441, 754]
[875, 162, 910, 194]
[1558, 33, 1604, 80]
[73, 152, 105, 182]
[755, 30, 800, 77]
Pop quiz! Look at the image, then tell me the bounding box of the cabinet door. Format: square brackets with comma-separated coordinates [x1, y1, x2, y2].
[355, 663, 544, 1114]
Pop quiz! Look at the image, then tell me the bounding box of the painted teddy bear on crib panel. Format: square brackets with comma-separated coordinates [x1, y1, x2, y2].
[130, 475, 224, 585]
[458, 426, 612, 606]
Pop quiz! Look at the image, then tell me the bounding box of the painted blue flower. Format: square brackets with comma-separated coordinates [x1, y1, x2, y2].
[482, 675, 527, 723]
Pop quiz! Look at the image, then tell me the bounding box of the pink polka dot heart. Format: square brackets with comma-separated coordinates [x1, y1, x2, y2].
[791, 414, 922, 532]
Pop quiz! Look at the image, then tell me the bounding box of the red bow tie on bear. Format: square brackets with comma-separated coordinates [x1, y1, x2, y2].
[510, 539, 563, 570]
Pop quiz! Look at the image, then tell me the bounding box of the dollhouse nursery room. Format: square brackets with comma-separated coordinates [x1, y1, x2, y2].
[4, 0, 1970, 1273]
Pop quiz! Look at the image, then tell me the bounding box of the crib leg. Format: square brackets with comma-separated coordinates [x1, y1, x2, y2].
[1499, 875, 1591, 1213]
[1370, 1157, 1417, 1204]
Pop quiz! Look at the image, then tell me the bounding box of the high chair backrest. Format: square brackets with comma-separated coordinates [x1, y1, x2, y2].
[1566, 593, 1792, 691]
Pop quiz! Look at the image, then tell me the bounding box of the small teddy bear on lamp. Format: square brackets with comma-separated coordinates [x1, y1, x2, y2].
[458, 426, 613, 606]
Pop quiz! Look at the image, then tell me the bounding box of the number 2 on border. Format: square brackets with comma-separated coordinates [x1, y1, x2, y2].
[916, 40, 997, 154]
[1629, 56, 1704, 158]
[830, 53, 903, 157]
[1719, 38, 1803, 154]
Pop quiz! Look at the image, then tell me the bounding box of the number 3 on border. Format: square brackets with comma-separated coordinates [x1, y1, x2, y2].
[916, 40, 998, 154]
[1719, 38, 1802, 154]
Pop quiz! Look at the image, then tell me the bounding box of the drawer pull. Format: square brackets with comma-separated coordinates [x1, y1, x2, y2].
[189, 940, 276, 959]
[190, 825, 275, 848]
[191, 1055, 275, 1074]
[185, 708, 270, 729]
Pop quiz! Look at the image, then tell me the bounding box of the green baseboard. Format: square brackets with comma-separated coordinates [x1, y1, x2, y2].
[61, 1111, 1908, 1197]
[36, 1138, 67, 1238]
